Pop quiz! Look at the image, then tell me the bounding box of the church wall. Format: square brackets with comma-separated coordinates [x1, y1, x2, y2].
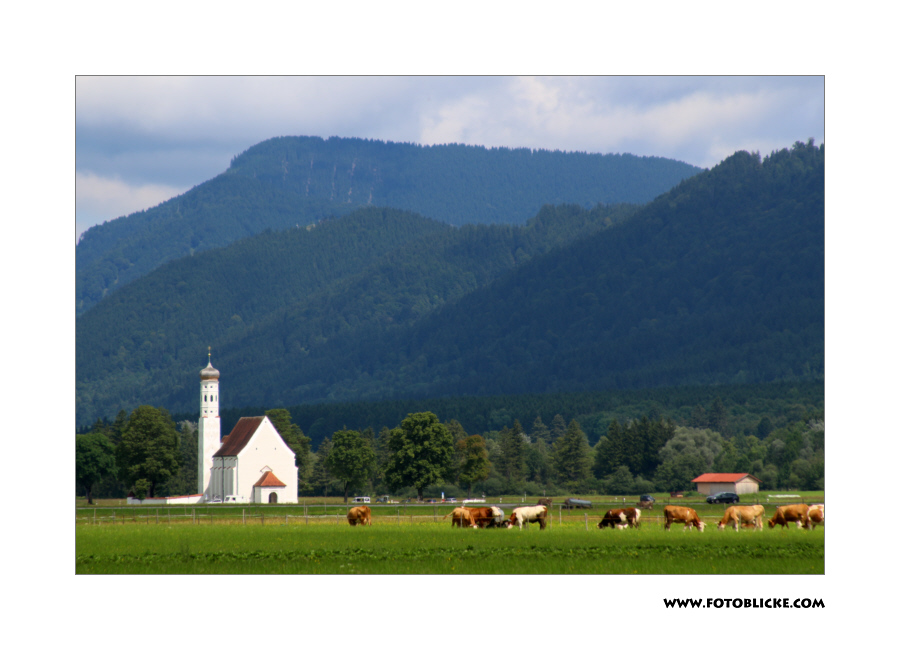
[236, 418, 298, 503]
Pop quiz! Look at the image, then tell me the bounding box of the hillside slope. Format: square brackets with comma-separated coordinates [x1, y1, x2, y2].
[216, 142, 824, 405]
[365, 142, 826, 397]
[76, 136, 701, 314]
[76, 203, 634, 425]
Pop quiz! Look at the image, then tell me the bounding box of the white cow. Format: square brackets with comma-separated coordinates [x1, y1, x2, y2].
[506, 505, 548, 530]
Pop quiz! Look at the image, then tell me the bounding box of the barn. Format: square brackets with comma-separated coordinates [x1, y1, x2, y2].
[691, 473, 760, 496]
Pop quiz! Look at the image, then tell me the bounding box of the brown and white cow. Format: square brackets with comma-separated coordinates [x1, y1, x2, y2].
[717, 505, 765, 531]
[767, 504, 810, 529]
[806, 504, 824, 530]
[506, 505, 548, 530]
[347, 505, 372, 526]
[444, 507, 478, 528]
[464, 507, 498, 528]
[598, 507, 641, 529]
[663, 505, 706, 531]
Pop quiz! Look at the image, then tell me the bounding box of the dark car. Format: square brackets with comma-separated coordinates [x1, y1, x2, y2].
[706, 492, 740, 504]
[639, 494, 656, 503]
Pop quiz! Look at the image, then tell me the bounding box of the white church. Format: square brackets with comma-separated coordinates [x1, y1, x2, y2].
[198, 354, 298, 503]
[128, 354, 298, 505]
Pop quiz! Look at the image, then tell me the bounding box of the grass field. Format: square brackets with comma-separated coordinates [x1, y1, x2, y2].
[75, 518, 824, 575]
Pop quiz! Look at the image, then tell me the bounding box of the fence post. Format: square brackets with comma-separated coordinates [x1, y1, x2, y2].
[168, 510, 171, 525]
[397, 508, 400, 526]
[285, 513, 288, 526]
[93, 508, 96, 525]
[243, 509, 245, 525]
[305, 505, 308, 526]
[156, 509, 159, 525]
[585, 512, 588, 531]
[262, 511, 265, 526]
[192, 508, 195, 525]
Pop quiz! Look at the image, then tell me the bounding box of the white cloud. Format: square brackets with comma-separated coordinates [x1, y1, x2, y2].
[414, 78, 822, 169]
[75, 171, 187, 241]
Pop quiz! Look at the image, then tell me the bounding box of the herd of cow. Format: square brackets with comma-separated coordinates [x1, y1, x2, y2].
[346, 501, 824, 531]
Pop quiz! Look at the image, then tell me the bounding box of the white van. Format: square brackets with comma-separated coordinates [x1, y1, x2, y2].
[351, 496, 371, 504]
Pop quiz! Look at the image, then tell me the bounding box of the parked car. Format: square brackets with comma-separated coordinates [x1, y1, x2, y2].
[445, 498, 457, 503]
[706, 492, 740, 504]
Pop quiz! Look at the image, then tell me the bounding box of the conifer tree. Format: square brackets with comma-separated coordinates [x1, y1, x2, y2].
[552, 419, 592, 490]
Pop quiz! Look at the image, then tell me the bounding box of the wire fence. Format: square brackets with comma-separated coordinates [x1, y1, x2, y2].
[74, 499, 823, 529]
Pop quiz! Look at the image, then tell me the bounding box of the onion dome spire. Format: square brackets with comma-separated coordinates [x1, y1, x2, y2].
[200, 346, 220, 380]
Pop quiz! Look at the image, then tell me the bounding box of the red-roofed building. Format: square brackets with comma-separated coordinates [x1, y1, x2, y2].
[691, 473, 761, 496]
[252, 470, 288, 503]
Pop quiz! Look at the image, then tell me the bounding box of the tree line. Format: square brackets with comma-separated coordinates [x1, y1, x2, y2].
[77, 399, 824, 504]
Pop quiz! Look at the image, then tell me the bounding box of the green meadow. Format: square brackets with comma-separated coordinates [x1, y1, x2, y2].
[75, 517, 823, 575]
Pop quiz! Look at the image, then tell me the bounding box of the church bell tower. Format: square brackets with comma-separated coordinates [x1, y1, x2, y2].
[198, 348, 221, 499]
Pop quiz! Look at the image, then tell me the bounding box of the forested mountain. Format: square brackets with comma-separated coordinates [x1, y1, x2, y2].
[76, 142, 822, 427]
[361, 141, 825, 398]
[76, 202, 636, 425]
[186, 141, 821, 410]
[76, 136, 702, 314]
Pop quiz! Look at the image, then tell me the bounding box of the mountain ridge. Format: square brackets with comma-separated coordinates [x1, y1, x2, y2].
[76, 135, 702, 315]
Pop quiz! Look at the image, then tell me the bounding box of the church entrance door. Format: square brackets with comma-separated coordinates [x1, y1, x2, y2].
[268, 492, 278, 504]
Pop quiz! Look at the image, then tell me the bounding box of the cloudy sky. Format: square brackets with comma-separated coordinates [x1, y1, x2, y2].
[75, 76, 824, 240]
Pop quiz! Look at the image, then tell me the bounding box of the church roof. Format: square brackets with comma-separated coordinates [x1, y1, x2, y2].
[214, 417, 264, 457]
[253, 471, 286, 488]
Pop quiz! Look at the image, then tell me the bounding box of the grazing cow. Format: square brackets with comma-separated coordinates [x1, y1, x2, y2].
[767, 504, 810, 529]
[598, 507, 642, 529]
[444, 507, 478, 528]
[663, 505, 706, 532]
[638, 499, 654, 510]
[506, 505, 549, 530]
[806, 504, 824, 530]
[347, 506, 372, 526]
[463, 507, 499, 528]
[717, 505, 765, 531]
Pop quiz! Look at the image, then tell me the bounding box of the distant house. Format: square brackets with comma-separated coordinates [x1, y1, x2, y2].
[691, 473, 761, 496]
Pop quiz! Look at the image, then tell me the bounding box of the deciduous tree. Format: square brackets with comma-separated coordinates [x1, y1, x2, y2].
[75, 432, 116, 505]
[325, 428, 376, 503]
[384, 412, 455, 501]
[116, 406, 180, 498]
